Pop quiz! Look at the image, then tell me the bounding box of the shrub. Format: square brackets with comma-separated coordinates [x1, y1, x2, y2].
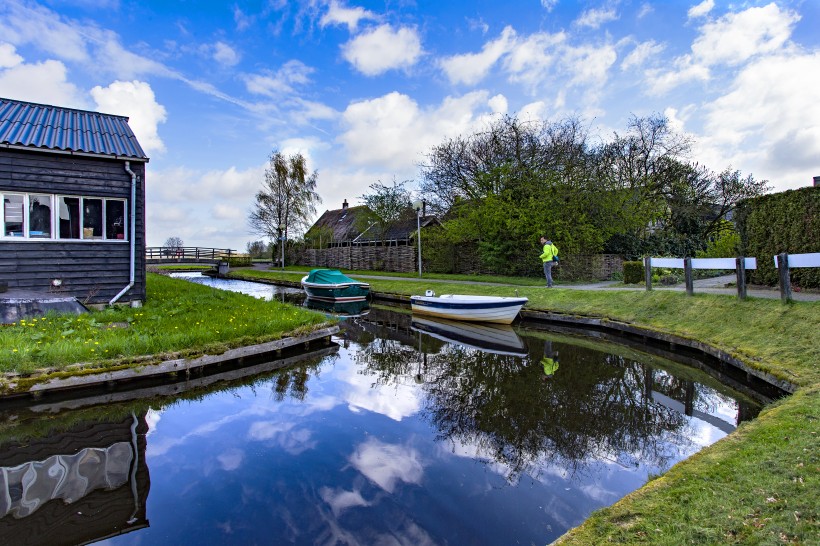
[623, 261, 644, 284]
[735, 187, 819, 288]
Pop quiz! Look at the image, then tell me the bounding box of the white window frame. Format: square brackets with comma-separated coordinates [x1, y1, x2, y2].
[1, 192, 128, 242]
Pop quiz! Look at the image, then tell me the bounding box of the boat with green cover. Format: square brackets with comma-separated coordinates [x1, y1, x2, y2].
[301, 269, 370, 302]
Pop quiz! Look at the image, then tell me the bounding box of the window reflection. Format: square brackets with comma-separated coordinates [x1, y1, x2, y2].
[83, 198, 103, 239]
[58, 196, 81, 239]
[3, 194, 23, 237]
[28, 194, 52, 238]
[106, 200, 126, 240]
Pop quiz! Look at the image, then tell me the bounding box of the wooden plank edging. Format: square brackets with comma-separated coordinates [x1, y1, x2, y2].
[4, 326, 339, 399]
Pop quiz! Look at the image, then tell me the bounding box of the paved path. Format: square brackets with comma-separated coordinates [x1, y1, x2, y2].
[252, 265, 820, 302]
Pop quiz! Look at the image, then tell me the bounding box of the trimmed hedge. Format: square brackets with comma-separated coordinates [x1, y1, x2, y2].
[735, 187, 820, 288]
[623, 261, 644, 284]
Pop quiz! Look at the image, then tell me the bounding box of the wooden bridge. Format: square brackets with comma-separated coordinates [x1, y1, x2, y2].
[145, 247, 249, 265]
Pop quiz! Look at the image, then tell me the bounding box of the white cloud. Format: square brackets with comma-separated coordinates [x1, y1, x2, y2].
[698, 52, 820, 191]
[0, 1, 90, 62]
[621, 40, 665, 71]
[488, 94, 508, 114]
[319, 487, 371, 516]
[348, 438, 423, 493]
[691, 3, 799, 67]
[575, 7, 618, 29]
[339, 90, 495, 171]
[320, 0, 378, 32]
[687, 0, 714, 19]
[645, 4, 799, 96]
[213, 41, 240, 67]
[217, 448, 244, 471]
[342, 24, 422, 76]
[502, 31, 565, 90]
[540, 0, 558, 12]
[0, 43, 23, 68]
[440, 26, 517, 85]
[0, 58, 87, 108]
[91, 80, 167, 155]
[146, 164, 264, 248]
[244, 60, 314, 97]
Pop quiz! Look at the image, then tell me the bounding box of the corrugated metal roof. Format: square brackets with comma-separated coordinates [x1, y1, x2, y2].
[0, 98, 148, 160]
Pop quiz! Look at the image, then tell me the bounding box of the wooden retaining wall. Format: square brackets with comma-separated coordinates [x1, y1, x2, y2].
[297, 245, 417, 272]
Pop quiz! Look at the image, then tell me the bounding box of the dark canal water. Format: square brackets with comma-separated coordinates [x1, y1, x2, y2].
[0, 273, 765, 545]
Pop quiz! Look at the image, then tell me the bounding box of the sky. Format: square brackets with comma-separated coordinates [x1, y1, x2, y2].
[1, 0, 818, 251]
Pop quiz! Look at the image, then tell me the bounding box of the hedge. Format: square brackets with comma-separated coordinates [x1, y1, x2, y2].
[735, 187, 819, 288]
[623, 261, 644, 284]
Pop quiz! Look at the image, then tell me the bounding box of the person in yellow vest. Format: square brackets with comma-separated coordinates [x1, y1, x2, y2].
[541, 340, 559, 378]
[539, 236, 559, 288]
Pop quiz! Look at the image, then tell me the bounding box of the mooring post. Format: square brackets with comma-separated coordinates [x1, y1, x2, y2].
[778, 252, 791, 304]
[735, 257, 747, 300]
[684, 257, 693, 296]
[644, 257, 652, 291]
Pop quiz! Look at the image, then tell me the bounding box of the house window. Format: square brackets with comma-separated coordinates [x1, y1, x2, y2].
[3, 194, 24, 237]
[1, 192, 127, 241]
[29, 194, 53, 238]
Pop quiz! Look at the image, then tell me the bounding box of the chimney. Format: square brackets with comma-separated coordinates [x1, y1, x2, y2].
[342, 199, 348, 210]
[814, 176, 820, 187]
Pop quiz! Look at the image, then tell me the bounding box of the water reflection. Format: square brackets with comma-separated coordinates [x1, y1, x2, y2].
[304, 298, 371, 317]
[0, 282, 766, 545]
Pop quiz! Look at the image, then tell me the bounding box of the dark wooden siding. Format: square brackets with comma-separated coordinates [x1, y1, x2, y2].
[0, 149, 146, 304]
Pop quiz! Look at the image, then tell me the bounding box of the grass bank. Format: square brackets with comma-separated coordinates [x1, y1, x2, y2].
[0, 273, 330, 376]
[231, 269, 820, 544]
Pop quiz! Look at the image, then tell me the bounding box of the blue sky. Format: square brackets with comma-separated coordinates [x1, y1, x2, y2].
[1, 0, 817, 251]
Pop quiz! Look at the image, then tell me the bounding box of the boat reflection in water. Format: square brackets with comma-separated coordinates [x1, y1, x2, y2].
[410, 316, 527, 357]
[304, 297, 370, 317]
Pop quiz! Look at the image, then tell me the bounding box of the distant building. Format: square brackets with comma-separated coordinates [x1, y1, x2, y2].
[305, 199, 438, 248]
[0, 98, 148, 305]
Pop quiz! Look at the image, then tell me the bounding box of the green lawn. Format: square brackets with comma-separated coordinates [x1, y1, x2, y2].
[0, 273, 330, 377]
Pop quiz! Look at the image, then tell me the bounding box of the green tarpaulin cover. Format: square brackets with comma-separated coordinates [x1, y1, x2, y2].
[305, 269, 364, 285]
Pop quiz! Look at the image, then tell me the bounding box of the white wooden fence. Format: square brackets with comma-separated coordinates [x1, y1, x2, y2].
[644, 252, 819, 302]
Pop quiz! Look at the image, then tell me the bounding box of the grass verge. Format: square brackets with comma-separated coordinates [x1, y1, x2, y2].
[0, 273, 331, 376]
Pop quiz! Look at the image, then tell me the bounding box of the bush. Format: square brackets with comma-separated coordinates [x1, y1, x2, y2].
[697, 223, 740, 259]
[735, 187, 820, 288]
[623, 261, 644, 284]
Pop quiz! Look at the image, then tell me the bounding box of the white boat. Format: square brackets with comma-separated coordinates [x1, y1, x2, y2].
[409, 292, 528, 324]
[411, 316, 527, 356]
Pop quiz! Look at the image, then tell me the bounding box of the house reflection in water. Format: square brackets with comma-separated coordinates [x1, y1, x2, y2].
[0, 412, 150, 545]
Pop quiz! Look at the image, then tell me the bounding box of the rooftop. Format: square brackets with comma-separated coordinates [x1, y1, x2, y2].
[0, 97, 148, 161]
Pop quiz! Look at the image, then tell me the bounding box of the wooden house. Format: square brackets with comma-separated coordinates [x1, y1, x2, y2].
[305, 199, 438, 248]
[0, 98, 148, 305]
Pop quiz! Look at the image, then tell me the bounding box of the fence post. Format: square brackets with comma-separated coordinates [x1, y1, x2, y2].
[684, 257, 693, 296]
[735, 257, 747, 300]
[644, 257, 652, 291]
[778, 252, 791, 303]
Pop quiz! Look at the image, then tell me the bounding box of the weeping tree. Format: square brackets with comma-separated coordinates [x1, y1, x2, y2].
[248, 150, 321, 267]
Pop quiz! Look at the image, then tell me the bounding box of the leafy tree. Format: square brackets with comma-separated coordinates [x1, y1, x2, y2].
[248, 150, 321, 264]
[245, 240, 268, 258]
[357, 178, 413, 243]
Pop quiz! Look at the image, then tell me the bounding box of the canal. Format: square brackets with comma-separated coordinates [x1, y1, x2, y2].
[0, 273, 769, 545]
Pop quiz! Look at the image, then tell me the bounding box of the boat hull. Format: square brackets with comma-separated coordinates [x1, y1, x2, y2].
[410, 295, 528, 324]
[301, 279, 370, 302]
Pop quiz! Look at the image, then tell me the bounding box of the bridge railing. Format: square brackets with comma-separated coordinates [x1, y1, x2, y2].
[145, 247, 237, 263]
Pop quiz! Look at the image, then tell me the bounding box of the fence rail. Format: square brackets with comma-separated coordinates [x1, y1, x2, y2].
[146, 247, 237, 263]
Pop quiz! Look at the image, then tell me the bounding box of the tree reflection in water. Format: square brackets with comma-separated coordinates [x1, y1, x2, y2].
[346, 308, 753, 482]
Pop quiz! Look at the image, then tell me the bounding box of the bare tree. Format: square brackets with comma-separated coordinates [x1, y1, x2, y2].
[163, 236, 184, 257]
[358, 178, 413, 242]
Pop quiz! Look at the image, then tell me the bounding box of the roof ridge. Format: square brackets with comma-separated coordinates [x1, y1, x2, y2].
[0, 97, 130, 121]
